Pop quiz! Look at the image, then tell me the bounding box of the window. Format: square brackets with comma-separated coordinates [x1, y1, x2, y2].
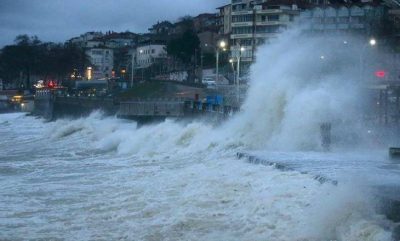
[268, 15, 279, 21]
[337, 17, 348, 23]
[232, 14, 253, 23]
[324, 17, 336, 24]
[92, 50, 103, 55]
[256, 25, 280, 33]
[232, 26, 253, 34]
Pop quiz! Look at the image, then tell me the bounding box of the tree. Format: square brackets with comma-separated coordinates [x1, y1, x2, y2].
[0, 35, 89, 90]
[167, 30, 200, 64]
[166, 30, 200, 82]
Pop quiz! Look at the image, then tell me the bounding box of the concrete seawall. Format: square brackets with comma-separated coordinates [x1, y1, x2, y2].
[53, 97, 118, 118]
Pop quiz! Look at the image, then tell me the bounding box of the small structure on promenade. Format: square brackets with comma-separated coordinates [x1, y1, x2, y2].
[389, 147, 400, 159]
[320, 122, 332, 151]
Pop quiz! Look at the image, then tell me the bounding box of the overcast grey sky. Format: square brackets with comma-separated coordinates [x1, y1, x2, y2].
[0, 0, 227, 47]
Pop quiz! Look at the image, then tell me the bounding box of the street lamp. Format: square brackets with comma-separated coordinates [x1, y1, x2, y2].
[130, 50, 135, 88]
[236, 46, 245, 86]
[233, 46, 246, 105]
[229, 58, 235, 84]
[135, 49, 144, 82]
[360, 38, 377, 81]
[216, 40, 227, 83]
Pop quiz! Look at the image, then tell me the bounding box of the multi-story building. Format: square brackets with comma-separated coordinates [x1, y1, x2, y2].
[218, 0, 300, 63]
[102, 32, 139, 49]
[300, 4, 385, 35]
[135, 44, 167, 69]
[217, 4, 233, 35]
[67, 32, 104, 48]
[85, 48, 114, 80]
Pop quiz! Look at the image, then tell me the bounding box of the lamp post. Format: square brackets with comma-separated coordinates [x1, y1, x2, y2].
[359, 38, 377, 81]
[137, 49, 144, 82]
[235, 46, 245, 104]
[216, 40, 226, 83]
[229, 58, 236, 85]
[130, 50, 135, 88]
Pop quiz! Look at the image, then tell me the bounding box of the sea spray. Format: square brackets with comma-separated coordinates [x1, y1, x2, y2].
[0, 28, 396, 240]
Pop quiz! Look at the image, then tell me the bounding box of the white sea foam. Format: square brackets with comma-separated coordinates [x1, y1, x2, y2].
[0, 29, 396, 240]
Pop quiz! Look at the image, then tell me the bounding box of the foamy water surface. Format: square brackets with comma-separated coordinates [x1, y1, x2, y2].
[0, 113, 395, 241]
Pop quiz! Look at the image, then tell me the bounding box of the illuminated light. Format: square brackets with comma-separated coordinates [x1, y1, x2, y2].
[21, 103, 25, 107]
[11, 95, 23, 103]
[48, 80, 55, 88]
[320, 55, 325, 60]
[229, 59, 233, 63]
[219, 40, 226, 49]
[240, 47, 245, 52]
[375, 70, 386, 78]
[369, 38, 377, 46]
[87, 67, 93, 80]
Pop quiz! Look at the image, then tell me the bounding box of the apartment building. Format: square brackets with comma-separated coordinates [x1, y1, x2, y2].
[217, 4, 233, 36]
[219, 0, 300, 63]
[300, 4, 385, 35]
[67, 32, 104, 48]
[135, 44, 167, 68]
[85, 48, 114, 80]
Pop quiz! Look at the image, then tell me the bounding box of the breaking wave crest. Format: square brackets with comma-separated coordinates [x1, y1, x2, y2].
[36, 30, 396, 240]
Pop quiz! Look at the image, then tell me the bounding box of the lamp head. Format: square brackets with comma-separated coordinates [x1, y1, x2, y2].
[369, 38, 376, 46]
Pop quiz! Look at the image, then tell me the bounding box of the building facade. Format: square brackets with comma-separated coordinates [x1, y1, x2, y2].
[218, 0, 300, 63]
[67, 32, 104, 48]
[217, 4, 233, 36]
[85, 48, 114, 80]
[300, 4, 385, 35]
[135, 44, 167, 68]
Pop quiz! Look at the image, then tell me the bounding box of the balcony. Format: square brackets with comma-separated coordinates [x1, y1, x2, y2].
[255, 21, 283, 26]
[232, 10, 254, 15]
[255, 9, 283, 14]
[350, 23, 365, 29]
[232, 22, 254, 27]
[254, 33, 279, 38]
[231, 34, 254, 39]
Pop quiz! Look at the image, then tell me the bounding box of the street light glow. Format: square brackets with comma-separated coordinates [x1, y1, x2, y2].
[240, 47, 245, 52]
[369, 38, 377, 46]
[219, 40, 226, 49]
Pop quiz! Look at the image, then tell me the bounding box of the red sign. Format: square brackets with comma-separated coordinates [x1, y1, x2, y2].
[375, 70, 386, 78]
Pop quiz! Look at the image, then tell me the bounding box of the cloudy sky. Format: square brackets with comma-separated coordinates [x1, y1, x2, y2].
[0, 0, 227, 47]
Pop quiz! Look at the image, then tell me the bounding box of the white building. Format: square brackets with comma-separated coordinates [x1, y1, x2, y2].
[68, 32, 104, 48]
[217, 0, 299, 63]
[300, 4, 385, 35]
[85, 48, 114, 80]
[135, 44, 167, 68]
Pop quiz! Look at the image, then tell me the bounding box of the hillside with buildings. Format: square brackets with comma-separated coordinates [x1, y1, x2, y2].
[1, 0, 400, 94]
